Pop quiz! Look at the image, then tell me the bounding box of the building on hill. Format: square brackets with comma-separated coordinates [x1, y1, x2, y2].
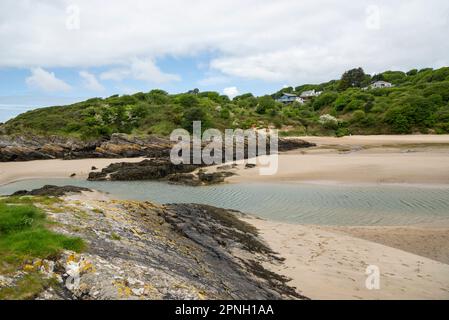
[370, 81, 393, 89]
[300, 89, 322, 99]
[276, 93, 305, 104]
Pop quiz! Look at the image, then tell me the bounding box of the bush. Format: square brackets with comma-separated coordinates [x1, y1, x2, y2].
[319, 114, 339, 130]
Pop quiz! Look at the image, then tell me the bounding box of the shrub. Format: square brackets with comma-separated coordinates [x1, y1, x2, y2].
[319, 114, 339, 130]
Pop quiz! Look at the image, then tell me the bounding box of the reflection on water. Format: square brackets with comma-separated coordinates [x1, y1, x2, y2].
[1, 178, 449, 226]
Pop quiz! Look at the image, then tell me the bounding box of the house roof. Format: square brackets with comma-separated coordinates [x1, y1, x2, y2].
[281, 93, 297, 97]
[372, 81, 392, 85]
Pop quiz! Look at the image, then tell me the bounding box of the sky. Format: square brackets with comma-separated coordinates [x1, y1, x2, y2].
[1, 0, 449, 122]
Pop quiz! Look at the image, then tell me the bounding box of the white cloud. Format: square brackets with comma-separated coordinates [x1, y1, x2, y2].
[1, 1, 449, 84]
[79, 71, 104, 91]
[197, 75, 230, 86]
[223, 86, 239, 98]
[100, 58, 180, 83]
[25, 68, 71, 92]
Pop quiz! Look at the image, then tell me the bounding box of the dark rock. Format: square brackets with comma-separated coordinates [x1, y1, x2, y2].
[70, 173, 76, 177]
[197, 171, 235, 184]
[245, 163, 256, 169]
[91, 166, 98, 170]
[88, 158, 199, 181]
[163, 203, 308, 299]
[278, 138, 316, 152]
[11, 185, 92, 196]
[217, 164, 232, 171]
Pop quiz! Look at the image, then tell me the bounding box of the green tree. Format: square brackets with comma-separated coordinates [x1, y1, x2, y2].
[338, 68, 367, 91]
[256, 95, 275, 114]
[179, 94, 200, 108]
[182, 107, 210, 133]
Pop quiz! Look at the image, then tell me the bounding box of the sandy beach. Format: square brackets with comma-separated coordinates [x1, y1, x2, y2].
[245, 217, 449, 299]
[226, 134, 449, 185]
[0, 157, 146, 186]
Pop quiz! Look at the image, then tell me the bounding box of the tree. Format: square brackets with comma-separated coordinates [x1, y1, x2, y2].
[256, 95, 275, 114]
[182, 107, 210, 133]
[179, 94, 200, 108]
[338, 67, 367, 91]
[312, 92, 338, 110]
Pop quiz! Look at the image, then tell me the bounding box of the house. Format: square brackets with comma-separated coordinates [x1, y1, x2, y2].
[276, 93, 305, 104]
[370, 81, 392, 89]
[300, 89, 322, 99]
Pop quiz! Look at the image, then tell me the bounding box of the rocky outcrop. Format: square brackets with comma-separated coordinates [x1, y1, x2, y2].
[88, 158, 200, 181]
[1, 191, 306, 300]
[87, 157, 236, 186]
[278, 138, 316, 151]
[0, 133, 173, 162]
[0, 133, 315, 162]
[166, 170, 235, 186]
[11, 185, 92, 197]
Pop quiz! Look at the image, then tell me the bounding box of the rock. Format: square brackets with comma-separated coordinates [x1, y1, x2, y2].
[33, 196, 307, 299]
[88, 158, 200, 181]
[11, 185, 92, 196]
[70, 173, 76, 177]
[278, 138, 316, 152]
[0, 134, 315, 162]
[0, 133, 174, 162]
[217, 164, 232, 171]
[91, 166, 98, 170]
[197, 171, 235, 184]
[245, 163, 256, 169]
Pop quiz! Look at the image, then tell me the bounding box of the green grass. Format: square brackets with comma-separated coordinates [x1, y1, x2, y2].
[0, 203, 84, 272]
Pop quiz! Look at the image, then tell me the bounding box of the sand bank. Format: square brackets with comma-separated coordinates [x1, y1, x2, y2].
[0, 157, 146, 186]
[245, 217, 449, 300]
[225, 135, 449, 185]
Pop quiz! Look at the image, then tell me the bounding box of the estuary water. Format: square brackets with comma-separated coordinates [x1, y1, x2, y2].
[1, 178, 449, 226]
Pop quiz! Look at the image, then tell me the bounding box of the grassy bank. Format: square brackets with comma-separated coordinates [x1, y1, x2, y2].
[0, 197, 84, 299]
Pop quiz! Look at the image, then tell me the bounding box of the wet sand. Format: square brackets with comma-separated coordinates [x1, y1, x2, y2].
[245, 217, 449, 300]
[0, 157, 146, 186]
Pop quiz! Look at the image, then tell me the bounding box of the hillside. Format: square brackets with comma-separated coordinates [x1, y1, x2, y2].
[2, 67, 449, 139]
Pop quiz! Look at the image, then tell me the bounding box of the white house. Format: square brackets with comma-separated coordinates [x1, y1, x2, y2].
[370, 81, 393, 89]
[300, 89, 322, 99]
[276, 93, 305, 104]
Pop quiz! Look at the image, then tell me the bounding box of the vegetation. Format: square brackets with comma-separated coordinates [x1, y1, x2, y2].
[0, 201, 84, 270]
[2, 67, 449, 138]
[0, 198, 84, 299]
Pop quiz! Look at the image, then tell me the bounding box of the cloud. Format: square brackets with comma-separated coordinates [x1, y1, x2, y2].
[100, 58, 180, 83]
[223, 86, 239, 98]
[197, 75, 230, 86]
[1, 1, 449, 84]
[25, 68, 71, 92]
[79, 71, 104, 91]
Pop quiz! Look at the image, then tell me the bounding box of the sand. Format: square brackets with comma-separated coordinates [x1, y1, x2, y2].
[0, 157, 146, 186]
[226, 135, 449, 185]
[245, 217, 449, 300]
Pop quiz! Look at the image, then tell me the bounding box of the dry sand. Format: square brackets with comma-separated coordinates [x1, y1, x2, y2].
[0, 157, 146, 186]
[245, 217, 449, 300]
[226, 135, 449, 185]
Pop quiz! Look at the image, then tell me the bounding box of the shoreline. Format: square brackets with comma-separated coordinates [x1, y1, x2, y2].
[0, 157, 147, 186]
[244, 216, 449, 299]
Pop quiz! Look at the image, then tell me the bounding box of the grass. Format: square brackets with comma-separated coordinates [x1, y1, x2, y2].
[0, 202, 85, 273]
[0, 201, 85, 299]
